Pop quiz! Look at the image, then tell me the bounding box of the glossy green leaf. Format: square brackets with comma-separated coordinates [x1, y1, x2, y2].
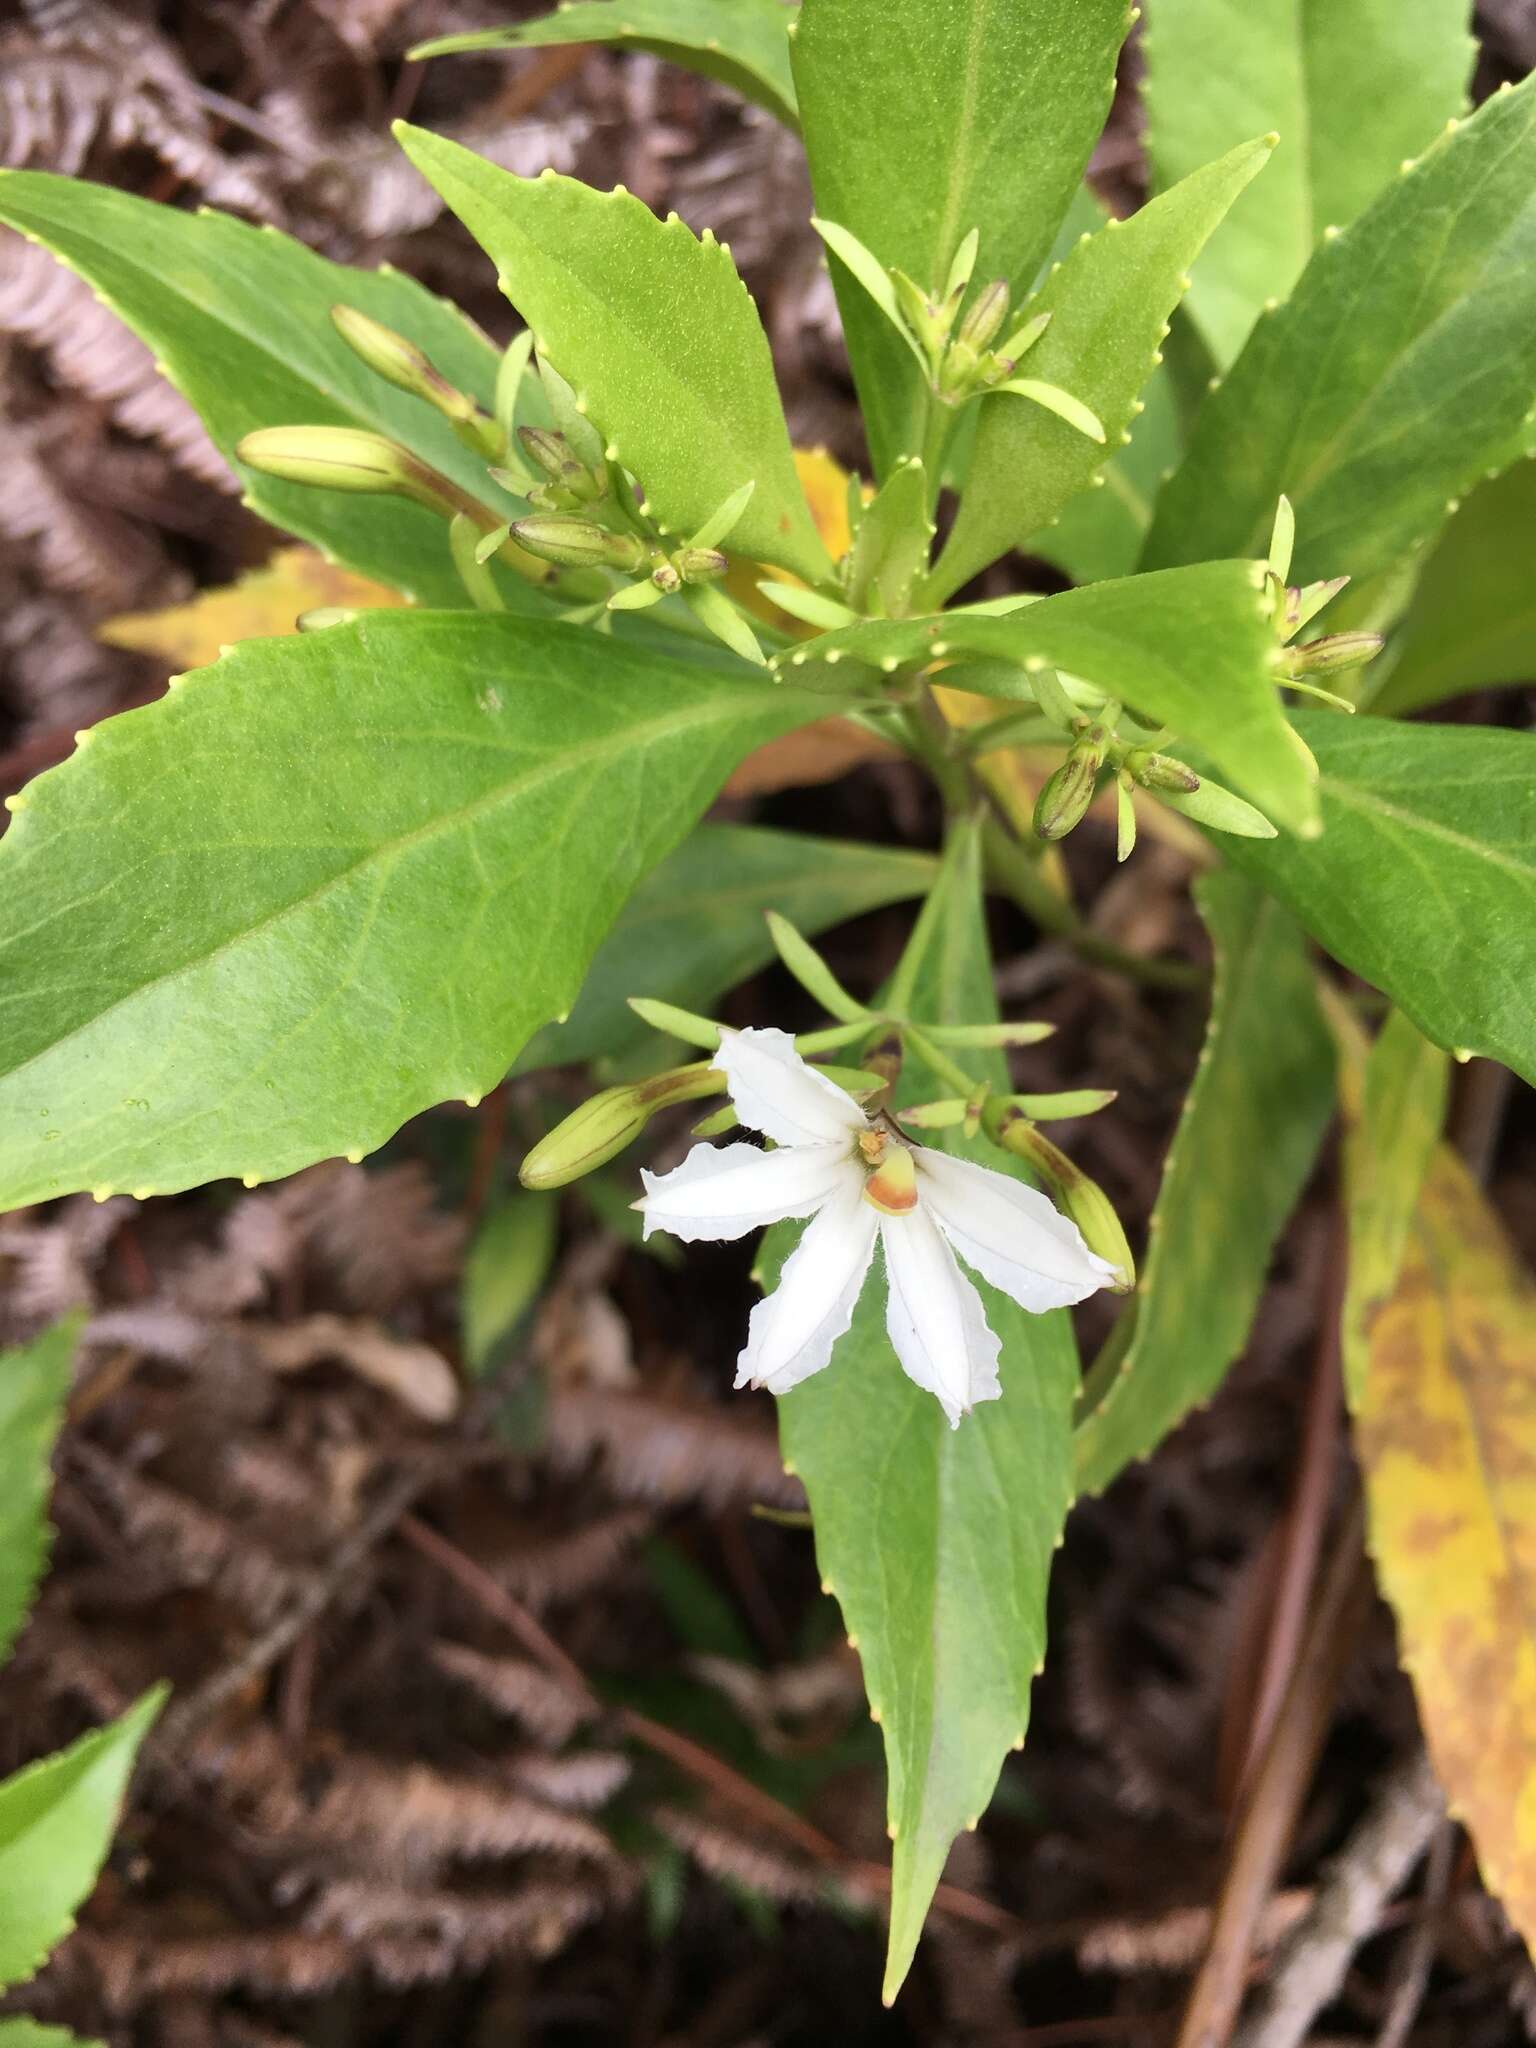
[776, 561, 1317, 835]
[462, 1191, 558, 1377]
[0, 171, 533, 609]
[845, 456, 931, 616]
[1034, 359, 1183, 586]
[1371, 462, 1536, 715]
[517, 824, 937, 1072]
[411, 0, 799, 128]
[1222, 714, 1536, 1087]
[1145, 75, 1536, 587]
[1074, 872, 1334, 1493]
[0, 614, 830, 1209]
[1143, 0, 1473, 366]
[931, 138, 1272, 601]
[0, 1318, 79, 1665]
[791, 0, 1128, 477]
[769, 817, 1078, 2001]
[394, 126, 831, 585]
[0, 1688, 165, 1991]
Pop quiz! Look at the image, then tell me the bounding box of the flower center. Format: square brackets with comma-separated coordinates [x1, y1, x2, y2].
[860, 1132, 919, 1216]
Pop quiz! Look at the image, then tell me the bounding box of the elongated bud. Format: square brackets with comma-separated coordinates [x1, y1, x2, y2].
[897, 1098, 969, 1130]
[1126, 748, 1200, 793]
[510, 514, 644, 571]
[982, 1105, 1135, 1291]
[674, 546, 728, 585]
[236, 426, 466, 518]
[1007, 1088, 1117, 1120]
[296, 606, 358, 631]
[1283, 631, 1383, 675]
[1033, 725, 1106, 841]
[520, 1063, 722, 1189]
[957, 279, 1009, 353]
[516, 425, 607, 506]
[891, 267, 949, 364]
[331, 305, 503, 458]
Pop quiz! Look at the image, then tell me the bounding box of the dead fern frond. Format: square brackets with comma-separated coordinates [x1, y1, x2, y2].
[306, 1877, 605, 1965]
[509, 1750, 631, 1811]
[486, 1506, 654, 1611]
[545, 1386, 802, 1512]
[68, 1440, 301, 1624]
[653, 1805, 819, 1904]
[429, 1640, 593, 1745]
[0, 416, 163, 607]
[273, 1162, 464, 1312]
[248, 1313, 459, 1422]
[0, 1192, 132, 1321]
[304, 1758, 615, 1877]
[87, 1929, 355, 2011]
[0, 236, 231, 487]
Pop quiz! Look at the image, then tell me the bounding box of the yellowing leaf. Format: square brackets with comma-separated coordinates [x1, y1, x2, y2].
[99, 547, 406, 670]
[1343, 1011, 1536, 1947]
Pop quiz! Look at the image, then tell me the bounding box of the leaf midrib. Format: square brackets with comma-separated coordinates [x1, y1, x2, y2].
[0, 689, 766, 1089]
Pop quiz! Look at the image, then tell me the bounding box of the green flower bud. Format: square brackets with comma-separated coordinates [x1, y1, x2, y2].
[1125, 748, 1201, 794]
[651, 559, 682, 594]
[519, 1062, 723, 1190]
[236, 426, 465, 518]
[330, 305, 503, 458]
[1033, 726, 1106, 841]
[516, 425, 607, 506]
[1282, 631, 1384, 676]
[673, 546, 729, 585]
[981, 1105, 1135, 1291]
[510, 515, 645, 572]
[957, 279, 1009, 353]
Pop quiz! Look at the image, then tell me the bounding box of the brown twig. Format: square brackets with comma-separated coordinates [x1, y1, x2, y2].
[1175, 1501, 1373, 2048]
[1230, 1748, 1445, 2048]
[1375, 1813, 1455, 2048]
[1219, 1217, 1346, 1812]
[397, 1511, 1023, 1940]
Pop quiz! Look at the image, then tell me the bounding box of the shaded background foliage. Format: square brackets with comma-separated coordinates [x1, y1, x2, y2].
[0, 2, 1533, 2044]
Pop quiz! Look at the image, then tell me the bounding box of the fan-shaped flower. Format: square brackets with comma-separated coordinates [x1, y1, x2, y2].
[637, 1027, 1117, 1426]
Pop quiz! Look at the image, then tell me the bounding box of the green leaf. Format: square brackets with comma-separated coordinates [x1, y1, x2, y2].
[0, 2023, 104, 2047]
[1336, 1006, 1450, 1407]
[1221, 714, 1536, 1087]
[393, 126, 831, 585]
[0, 1318, 79, 1666]
[1142, 0, 1474, 367]
[462, 1191, 558, 1378]
[1145, 75, 1536, 587]
[770, 818, 1077, 2001]
[1034, 360, 1183, 585]
[410, 0, 799, 127]
[791, 0, 1128, 477]
[1074, 872, 1334, 1494]
[0, 1688, 165, 1991]
[0, 614, 830, 1209]
[1371, 462, 1536, 716]
[845, 456, 931, 616]
[517, 823, 937, 1072]
[0, 171, 532, 609]
[929, 138, 1273, 601]
[776, 561, 1318, 835]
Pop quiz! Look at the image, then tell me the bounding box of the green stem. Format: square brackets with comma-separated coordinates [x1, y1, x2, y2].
[982, 815, 1205, 993]
[918, 396, 955, 516]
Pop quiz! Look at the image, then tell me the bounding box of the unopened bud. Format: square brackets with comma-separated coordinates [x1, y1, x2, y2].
[331, 305, 503, 457]
[1283, 631, 1383, 675]
[897, 1098, 969, 1130]
[891, 267, 950, 364]
[510, 514, 644, 572]
[982, 1106, 1134, 1291]
[674, 546, 728, 585]
[516, 425, 606, 506]
[236, 426, 463, 517]
[1033, 726, 1106, 841]
[519, 1063, 722, 1189]
[651, 559, 682, 594]
[1126, 748, 1200, 793]
[957, 279, 1009, 353]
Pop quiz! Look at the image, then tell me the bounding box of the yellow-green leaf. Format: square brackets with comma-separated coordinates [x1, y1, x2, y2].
[99, 548, 406, 670]
[1341, 1014, 1536, 1949]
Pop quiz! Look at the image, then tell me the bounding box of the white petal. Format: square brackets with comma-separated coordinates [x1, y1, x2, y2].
[915, 1149, 1118, 1312]
[639, 1141, 858, 1244]
[737, 1180, 878, 1395]
[880, 1205, 1002, 1428]
[714, 1026, 866, 1148]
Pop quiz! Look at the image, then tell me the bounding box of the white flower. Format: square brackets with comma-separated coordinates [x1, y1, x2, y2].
[636, 1027, 1118, 1427]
